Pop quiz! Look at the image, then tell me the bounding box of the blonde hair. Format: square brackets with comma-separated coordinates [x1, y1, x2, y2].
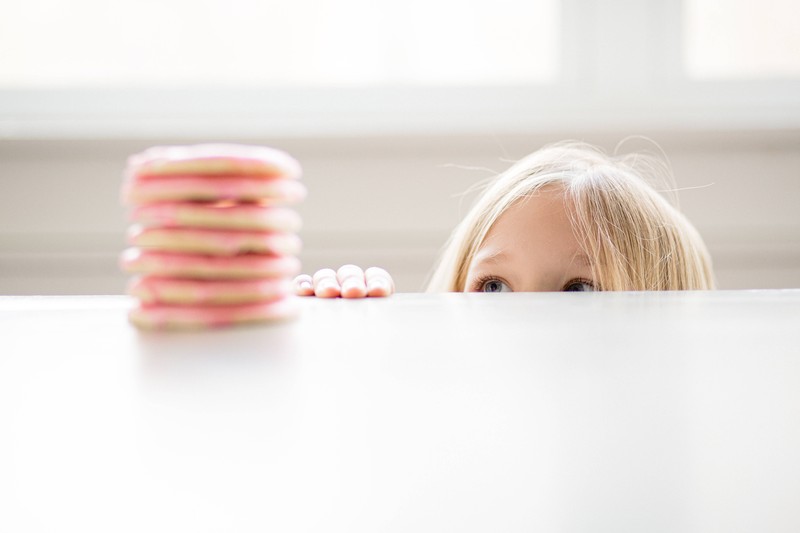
[426, 142, 715, 292]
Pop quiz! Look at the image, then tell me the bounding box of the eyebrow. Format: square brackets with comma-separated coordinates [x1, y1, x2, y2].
[472, 250, 508, 266]
[476, 250, 591, 266]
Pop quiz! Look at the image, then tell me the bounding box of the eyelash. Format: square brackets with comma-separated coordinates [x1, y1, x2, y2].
[563, 278, 597, 291]
[471, 274, 509, 292]
[470, 276, 598, 292]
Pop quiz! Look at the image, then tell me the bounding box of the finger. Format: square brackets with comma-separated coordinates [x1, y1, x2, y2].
[293, 274, 315, 296]
[313, 268, 341, 298]
[337, 264, 367, 298]
[365, 267, 394, 297]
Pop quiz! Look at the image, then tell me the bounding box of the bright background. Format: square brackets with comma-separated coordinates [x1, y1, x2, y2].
[1, 0, 799, 292]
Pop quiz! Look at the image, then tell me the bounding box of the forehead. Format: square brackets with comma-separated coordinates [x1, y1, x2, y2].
[480, 186, 576, 250]
[466, 185, 594, 291]
[469, 185, 592, 276]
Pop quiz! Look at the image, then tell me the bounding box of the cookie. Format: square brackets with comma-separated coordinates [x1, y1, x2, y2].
[128, 226, 302, 256]
[121, 143, 305, 331]
[128, 276, 291, 305]
[129, 297, 301, 330]
[131, 202, 302, 232]
[126, 144, 302, 179]
[122, 175, 307, 205]
[121, 248, 301, 279]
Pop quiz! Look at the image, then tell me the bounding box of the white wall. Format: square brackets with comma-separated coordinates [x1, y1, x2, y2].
[1, 129, 799, 294]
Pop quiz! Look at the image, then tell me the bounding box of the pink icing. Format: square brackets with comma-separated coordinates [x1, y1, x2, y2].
[120, 248, 301, 279]
[128, 276, 291, 305]
[128, 226, 302, 256]
[133, 173, 286, 180]
[125, 144, 302, 180]
[130, 203, 302, 231]
[122, 176, 307, 205]
[129, 296, 300, 329]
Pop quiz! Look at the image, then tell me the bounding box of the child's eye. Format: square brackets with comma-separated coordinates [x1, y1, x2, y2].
[563, 279, 595, 292]
[480, 278, 512, 293]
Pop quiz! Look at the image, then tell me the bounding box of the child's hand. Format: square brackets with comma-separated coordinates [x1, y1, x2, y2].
[293, 265, 395, 298]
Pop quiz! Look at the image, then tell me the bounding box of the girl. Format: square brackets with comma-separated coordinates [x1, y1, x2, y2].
[293, 142, 715, 297]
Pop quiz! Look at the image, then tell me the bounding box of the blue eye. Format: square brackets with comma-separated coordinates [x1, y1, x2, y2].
[481, 279, 512, 293]
[563, 280, 595, 292]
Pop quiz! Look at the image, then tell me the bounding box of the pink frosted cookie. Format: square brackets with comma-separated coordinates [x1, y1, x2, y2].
[126, 144, 302, 179]
[129, 297, 301, 330]
[121, 248, 301, 279]
[122, 176, 307, 205]
[128, 276, 291, 305]
[128, 226, 302, 256]
[131, 202, 302, 232]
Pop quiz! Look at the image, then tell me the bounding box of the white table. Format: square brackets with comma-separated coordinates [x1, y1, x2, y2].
[2, 291, 799, 533]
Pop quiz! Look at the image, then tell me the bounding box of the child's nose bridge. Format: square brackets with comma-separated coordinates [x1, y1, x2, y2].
[518, 260, 583, 292]
[518, 276, 559, 293]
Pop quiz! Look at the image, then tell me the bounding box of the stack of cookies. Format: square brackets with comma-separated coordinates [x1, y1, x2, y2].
[120, 144, 306, 330]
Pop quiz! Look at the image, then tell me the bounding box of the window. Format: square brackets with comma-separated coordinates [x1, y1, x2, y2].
[0, 0, 798, 137]
[685, 0, 800, 79]
[0, 0, 559, 87]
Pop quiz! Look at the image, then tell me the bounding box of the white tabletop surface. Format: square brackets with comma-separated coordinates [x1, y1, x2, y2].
[2, 291, 800, 533]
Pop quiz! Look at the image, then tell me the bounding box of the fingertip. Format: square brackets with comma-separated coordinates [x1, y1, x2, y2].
[313, 268, 337, 284]
[366, 278, 394, 297]
[293, 275, 314, 296]
[364, 266, 390, 278]
[341, 278, 367, 298]
[315, 278, 341, 298]
[337, 264, 363, 281]
[365, 267, 395, 296]
[296, 285, 315, 296]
